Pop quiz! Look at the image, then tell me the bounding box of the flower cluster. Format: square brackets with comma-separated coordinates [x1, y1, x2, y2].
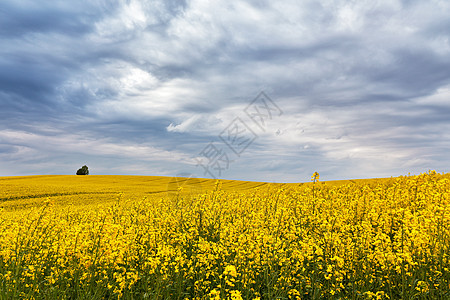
[0, 171, 448, 299]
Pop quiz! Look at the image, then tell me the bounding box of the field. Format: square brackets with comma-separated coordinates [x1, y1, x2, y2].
[0, 172, 449, 299]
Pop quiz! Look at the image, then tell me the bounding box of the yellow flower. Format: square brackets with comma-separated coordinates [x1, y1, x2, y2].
[229, 290, 243, 300]
[209, 289, 221, 300]
[224, 265, 238, 277]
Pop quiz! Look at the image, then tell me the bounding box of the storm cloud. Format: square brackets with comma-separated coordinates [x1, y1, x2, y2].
[1, 0, 449, 182]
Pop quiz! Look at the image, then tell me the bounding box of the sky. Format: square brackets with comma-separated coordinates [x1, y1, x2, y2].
[1, 0, 450, 182]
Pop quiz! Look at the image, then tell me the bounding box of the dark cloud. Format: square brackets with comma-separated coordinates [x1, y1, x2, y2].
[366, 49, 450, 95]
[0, 0, 449, 181]
[0, 1, 94, 37]
[0, 144, 18, 154]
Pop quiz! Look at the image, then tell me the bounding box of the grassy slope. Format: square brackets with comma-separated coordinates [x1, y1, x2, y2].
[0, 174, 394, 211]
[0, 175, 392, 196]
[0, 175, 274, 211]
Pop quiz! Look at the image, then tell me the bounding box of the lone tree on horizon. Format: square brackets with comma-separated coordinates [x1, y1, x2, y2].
[76, 165, 89, 175]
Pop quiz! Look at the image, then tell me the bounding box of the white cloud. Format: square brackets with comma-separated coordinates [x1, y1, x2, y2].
[412, 85, 450, 106]
[167, 115, 201, 133]
[1, 0, 450, 180]
[0, 129, 191, 164]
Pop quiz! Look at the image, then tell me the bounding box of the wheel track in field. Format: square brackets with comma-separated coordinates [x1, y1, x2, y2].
[0, 191, 114, 202]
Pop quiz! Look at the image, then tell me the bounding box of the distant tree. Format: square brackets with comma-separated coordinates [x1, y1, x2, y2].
[76, 165, 89, 175]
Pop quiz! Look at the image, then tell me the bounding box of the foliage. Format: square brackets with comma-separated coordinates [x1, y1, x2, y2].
[76, 165, 89, 175]
[0, 172, 449, 299]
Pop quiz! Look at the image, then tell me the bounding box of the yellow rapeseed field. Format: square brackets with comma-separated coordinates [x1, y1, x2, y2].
[0, 172, 449, 299]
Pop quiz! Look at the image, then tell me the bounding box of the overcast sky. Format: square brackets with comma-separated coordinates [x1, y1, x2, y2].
[1, 0, 449, 182]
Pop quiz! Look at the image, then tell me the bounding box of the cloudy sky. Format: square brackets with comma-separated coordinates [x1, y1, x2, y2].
[1, 0, 449, 182]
